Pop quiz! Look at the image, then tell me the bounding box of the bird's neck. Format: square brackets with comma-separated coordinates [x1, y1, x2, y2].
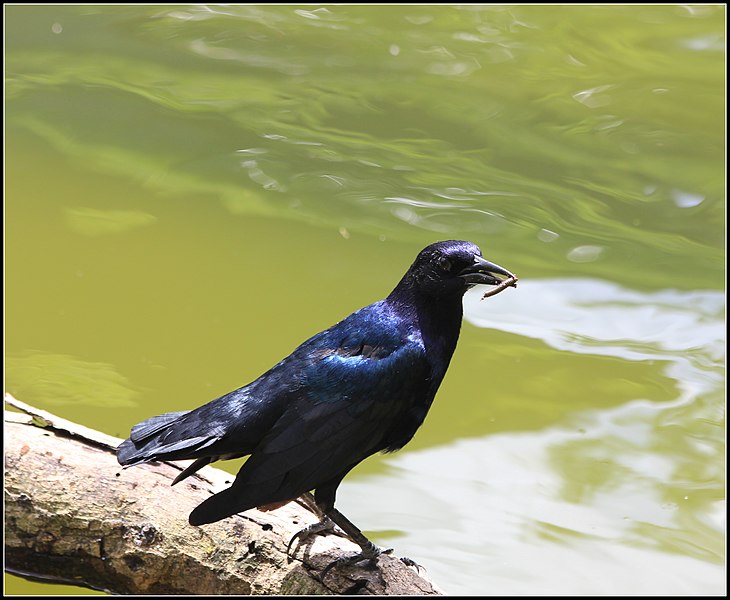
[387, 286, 464, 374]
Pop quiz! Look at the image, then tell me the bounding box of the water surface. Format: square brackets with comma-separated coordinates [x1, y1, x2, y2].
[5, 5, 725, 595]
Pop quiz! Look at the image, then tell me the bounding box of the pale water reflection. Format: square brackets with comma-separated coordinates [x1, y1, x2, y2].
[343, 281, 724, 594]
[338, 280, 725, 595]
[465, 279, 724, 363]
[341, 421, 724, 595]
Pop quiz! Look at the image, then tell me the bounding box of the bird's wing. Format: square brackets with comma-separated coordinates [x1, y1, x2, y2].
[117, 304, 409, 472]
[116, 385, 289, 467]
[189, 307, 431, 524]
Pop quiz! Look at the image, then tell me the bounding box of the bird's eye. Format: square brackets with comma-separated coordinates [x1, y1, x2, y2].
[437, 256, 452, 271]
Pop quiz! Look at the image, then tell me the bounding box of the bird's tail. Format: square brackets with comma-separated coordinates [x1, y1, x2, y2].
[188, 487, 246, 525]
[117, 409, 217, 467]
[187, 463, 295, 525]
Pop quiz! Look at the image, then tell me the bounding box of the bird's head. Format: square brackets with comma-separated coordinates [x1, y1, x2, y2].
[395, 240, 516, 299]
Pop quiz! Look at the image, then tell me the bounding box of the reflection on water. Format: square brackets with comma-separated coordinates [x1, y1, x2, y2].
[465, 279, 725, 362]
[5, 350, 139, 408]
[337, 279, 725, 595]
[341, 423, 724, 596]
[5, 4, 724, 596]
[64, 207, 157, 236]
[5, 5, 725, 291]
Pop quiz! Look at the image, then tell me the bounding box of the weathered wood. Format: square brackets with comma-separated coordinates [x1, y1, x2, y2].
[4, 394, 442, 595]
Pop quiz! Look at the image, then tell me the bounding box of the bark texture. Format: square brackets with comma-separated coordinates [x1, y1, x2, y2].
[4, 394, 442, 595]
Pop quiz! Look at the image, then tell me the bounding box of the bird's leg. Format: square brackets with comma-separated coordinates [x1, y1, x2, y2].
[320, 507, 423, 574]
[296, 492, 347, 539]
[319, 507, 394, 577]
[325, 507, 386, 560]
[287, 493, 347, 560]
[295, 491, 324, 516]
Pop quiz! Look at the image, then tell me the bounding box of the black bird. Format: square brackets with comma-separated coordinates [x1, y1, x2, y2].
[117, 240, 516, 564]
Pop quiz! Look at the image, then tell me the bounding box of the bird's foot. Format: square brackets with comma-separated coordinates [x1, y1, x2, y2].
[321, 542, 392, 579]
[287, 517, 347, 561]
[399, 555, 423, 572]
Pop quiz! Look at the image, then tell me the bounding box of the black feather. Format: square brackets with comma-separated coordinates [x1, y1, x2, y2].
[117, 240, 514, 537]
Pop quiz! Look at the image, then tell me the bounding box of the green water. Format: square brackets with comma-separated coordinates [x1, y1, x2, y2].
[5, 5, 725, 595]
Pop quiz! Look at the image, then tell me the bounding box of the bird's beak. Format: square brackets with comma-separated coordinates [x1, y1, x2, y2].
[458, 256, 516, 286]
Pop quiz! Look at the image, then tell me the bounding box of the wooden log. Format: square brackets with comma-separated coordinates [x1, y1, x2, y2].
[4, 394, 442, 595]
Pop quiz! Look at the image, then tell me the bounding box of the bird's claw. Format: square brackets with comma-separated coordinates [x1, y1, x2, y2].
[321, 544, 392, 579]
[287, 517, 347, 561]
[399, 555, 423, 572]
[320, 546, 422, 578]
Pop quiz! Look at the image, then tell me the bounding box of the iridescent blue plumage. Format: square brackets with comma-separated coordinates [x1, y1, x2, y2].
[117, 240, 515, 561]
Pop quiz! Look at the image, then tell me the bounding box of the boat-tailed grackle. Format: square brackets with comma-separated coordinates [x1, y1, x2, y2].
[117, 240, 517, 566]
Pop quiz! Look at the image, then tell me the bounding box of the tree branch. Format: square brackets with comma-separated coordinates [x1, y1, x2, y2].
[4, 394, 442, 595]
